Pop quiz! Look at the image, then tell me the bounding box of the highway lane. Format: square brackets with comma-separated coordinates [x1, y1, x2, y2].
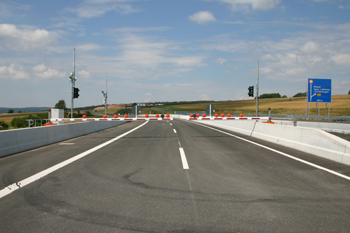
[1, 119, 350, 232]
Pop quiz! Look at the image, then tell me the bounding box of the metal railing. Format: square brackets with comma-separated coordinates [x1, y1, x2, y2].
[271, 114, 350, 122]
[26, 119, 51, 128]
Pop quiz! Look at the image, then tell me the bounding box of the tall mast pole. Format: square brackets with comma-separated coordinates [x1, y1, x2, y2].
[256, 62, 259, 117]
[71, 48, 75, 118]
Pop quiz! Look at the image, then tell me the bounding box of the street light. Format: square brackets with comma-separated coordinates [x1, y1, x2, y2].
[102, 90, 107, 115]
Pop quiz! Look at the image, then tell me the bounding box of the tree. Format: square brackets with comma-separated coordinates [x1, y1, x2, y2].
[55, 100, 66, 109]
[259, 93, 281, 99]
[8, 109, 14, 113]
[348, 90, 350, 95]
[0, 121, 9, 130]
[293, 92, 307, 97]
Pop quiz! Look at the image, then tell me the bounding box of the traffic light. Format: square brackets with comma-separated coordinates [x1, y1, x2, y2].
[74, 87, 80, 99]
[248, 86, 254, 97]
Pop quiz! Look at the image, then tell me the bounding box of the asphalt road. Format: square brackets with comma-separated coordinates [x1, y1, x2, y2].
[1, 119, 350, 232]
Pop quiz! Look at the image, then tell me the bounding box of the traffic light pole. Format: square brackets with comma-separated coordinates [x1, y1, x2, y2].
[71, 49, 76, 118]
[256, 62, 259, 117]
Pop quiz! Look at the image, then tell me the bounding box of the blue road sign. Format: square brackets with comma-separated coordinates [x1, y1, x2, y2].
[307, 79, 332, 103]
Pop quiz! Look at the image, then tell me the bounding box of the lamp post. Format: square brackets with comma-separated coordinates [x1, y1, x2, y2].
[102, 80, 107, 116]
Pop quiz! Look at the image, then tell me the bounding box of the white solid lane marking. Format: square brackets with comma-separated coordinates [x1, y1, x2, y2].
[0, 121, 149, 199]
[59, 143, 75, 145]
[179, 148, 189, 169]
[173, 129, 177, 133]
[192, 122, 350, 181]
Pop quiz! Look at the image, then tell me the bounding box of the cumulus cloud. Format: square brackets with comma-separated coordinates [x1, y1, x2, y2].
[32, 63, 47, 73]
[78, 70, 91, 79]
[0, 64, 29, 79]
[332, 54, 350, 66]
[301, 41, 319, 53]
[106, 27, 171, 33]
[189, 11, 216, 24]
[0, 24, 58, 51]
[211, 0, 281, 12]
[76, 34, 207, 80]
[216, 58, 227, 65]
[117, 34, 206, 69]
[32, 64, 66, 79]
[66, 0, 141, 18]
[200, 22, 350, 83]
[77, 43, 103, 51]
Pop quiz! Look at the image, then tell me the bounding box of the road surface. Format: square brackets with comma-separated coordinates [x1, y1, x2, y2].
[1, 119, 350, 232]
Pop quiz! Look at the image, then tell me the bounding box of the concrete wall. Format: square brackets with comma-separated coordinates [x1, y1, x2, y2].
[0, 121, 126, 158]
[196, 120, 350, 166]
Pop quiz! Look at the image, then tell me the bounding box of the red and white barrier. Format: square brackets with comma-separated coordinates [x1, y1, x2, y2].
[50, 114, 173, 122]
[188, 117, 269, 121]
[187, 114, 268, 121]
[50, 117, 173, 122]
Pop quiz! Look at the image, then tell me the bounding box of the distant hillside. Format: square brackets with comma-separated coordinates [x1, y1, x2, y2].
[0, 107, 51, 114]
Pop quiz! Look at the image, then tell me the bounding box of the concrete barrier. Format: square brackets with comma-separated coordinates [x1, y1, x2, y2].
[273, 120, 350, 134]
[198, 120, 256, 136]
[0, 121, 126, 158]
[197, 120, 350, 166]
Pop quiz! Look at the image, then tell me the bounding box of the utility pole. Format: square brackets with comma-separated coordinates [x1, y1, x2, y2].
[102, 79, 107, 115]
[256, 62, 259, 117]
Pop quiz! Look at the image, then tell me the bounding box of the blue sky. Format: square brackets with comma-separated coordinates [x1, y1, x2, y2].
[1, 0, 349, 108]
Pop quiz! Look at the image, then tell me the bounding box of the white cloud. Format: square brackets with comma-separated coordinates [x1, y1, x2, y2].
[74, 34, 207, 81]
[116, 34, 206, 69]
[0, 2, 31, 19]
[106, 27, 171, 33]
[169, 56, 206, 67]
[216, 58, 227, 65]
[77, 43, 103, 51]
[201, 21, 350, 83]
[301, 41, 319, 53]
[32, 64, 66, 79]
[78, 70, 91, 79]
[260, 67, 273, 74]
[66, 0, 141, 18]
[189, 11, 216, 24]
[32, 63, 47, 73]
[0, 24, 58, 51]
[0, 64, 29, 79]
[212, 0, 281, 12]
[332, 54, 350, 66]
